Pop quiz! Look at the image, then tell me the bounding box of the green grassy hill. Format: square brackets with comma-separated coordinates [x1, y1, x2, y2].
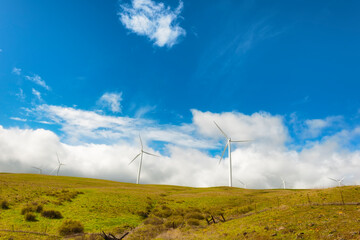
[0, 173, 359, 239]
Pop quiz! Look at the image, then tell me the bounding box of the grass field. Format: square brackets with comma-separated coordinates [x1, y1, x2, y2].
[0, 173, 359, 239]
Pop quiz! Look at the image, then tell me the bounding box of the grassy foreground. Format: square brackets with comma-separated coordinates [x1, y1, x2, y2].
[0, 173, 360, 239]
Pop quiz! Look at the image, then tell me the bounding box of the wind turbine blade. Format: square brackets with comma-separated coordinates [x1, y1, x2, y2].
[231, 140, 252, 142]
[328, 177, 337, 182]
[218, 143, 228, 164]
[139, 134, 143, 150]
[214, 121, 229, 139]
[143, 151, 159, 157]
[129, 153, 141, 165]
[49, 166, 58, 175]
[340, 177, 345, 181]
[238, 179, 244, 185]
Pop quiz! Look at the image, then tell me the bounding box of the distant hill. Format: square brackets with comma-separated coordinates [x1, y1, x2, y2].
[0, 173, 359, 239]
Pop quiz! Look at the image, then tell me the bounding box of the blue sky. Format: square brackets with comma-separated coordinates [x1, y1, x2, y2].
[0, 0, 360, 187]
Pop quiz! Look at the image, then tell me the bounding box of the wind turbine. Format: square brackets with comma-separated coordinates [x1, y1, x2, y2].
[280, 177, 286, 189]
[50, 153, 65, 176]
[214, 121, 251, 187]
[238, 179, 247, 189]
[328, 177, 344, 187]
[32, 166, 42, 174]
[129, 135, 159, 184]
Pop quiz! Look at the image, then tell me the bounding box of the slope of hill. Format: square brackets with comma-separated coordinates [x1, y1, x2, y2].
[0, 173, 359, 239]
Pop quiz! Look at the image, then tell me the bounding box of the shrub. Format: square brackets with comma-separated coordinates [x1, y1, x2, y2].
[144, 217, 164, 225]
[153, 206, 172, 218]
[58, 219, 84, 236]
[164, 217, 184, 229]
[21, 206, 32, 215]
[42, 210, 63, 219]
[25, 212, 37, 222]
[35, 204, 43, 213]
[137, 210, 149, 219]
[21, 202, 43, 214]
[185, 212, 204, 220]
[187, 219, 200, 226]
[46, 189, 83, 204]
[1, 200, 9, 209]
[174, 208, 185, 216]
[235, 205, 254, 215]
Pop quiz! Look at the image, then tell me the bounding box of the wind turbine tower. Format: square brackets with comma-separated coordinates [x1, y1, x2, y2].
[281, 177, 286, 189]
[32, 166, 42, 174]
[214, 121, 251, 187]
[129, 134, 159, 184]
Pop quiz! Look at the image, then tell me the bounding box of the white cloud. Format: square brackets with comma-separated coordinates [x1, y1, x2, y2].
[303, 118, 331, 138]
[12, 67, 22, 75]
[1, 106, 360, 188]
[291, 114, 343, 139]
[135, 105, 156, 118]
[10, 117, 27, 122]
[97, 92, 123, 113]
[32, 104, 212, 148]
[25, 74, 50, 90]
[16, 88, 26, 101]
[191, 110, 289, 149]
[119, 0, 186, 47]
[32, 88, 42, 101]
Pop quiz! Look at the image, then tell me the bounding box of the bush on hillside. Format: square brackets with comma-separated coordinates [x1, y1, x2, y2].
[153, 205, 172, 218]
[164, 217, 184, 229]
[234, 205, 253, 215]
[25, 212, 37, 222]
[144, 217, 164, 225]
[35, 204, 43, 213]
[185, 212, 204, 220]
[187, 219, 200, 226]
[58, 219, 84, 236]
[21, 202, 43, 214]
[41, 209, 63, 219]
[1, 200, 9, 209]
[137, 210, 149, 219]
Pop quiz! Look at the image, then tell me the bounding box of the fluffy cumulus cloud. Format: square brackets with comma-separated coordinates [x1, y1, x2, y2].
[97, 92, 123, 113]
[118, 0, 186, 47]
[31, 104, 212, 148]
[1, 106, 360, 188]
